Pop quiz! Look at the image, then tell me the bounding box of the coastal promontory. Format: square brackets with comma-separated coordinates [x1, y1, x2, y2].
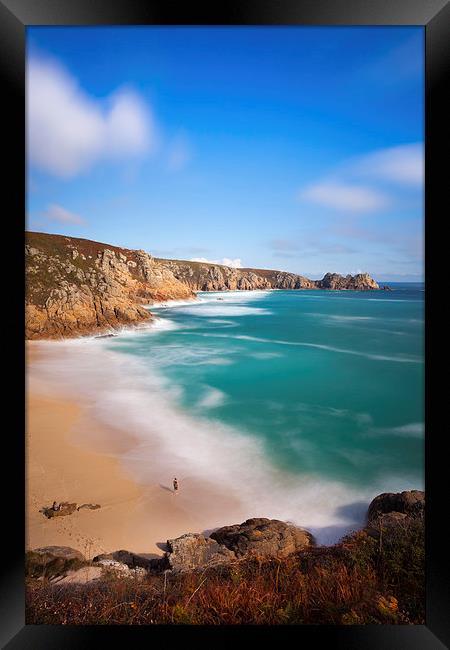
[26, 231, 380, 340]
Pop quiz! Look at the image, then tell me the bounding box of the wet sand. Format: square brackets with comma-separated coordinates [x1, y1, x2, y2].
[26, 342, 242, 559]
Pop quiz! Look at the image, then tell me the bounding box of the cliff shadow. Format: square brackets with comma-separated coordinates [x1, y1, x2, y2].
[134, 552, 164, 560]
[308, 500, 369, 546]
[334, 500, 369, 524]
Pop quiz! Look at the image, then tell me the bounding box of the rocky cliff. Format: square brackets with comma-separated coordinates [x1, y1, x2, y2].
[26, 232, 380, 339]
[25, 232, 194, 339]
[157, 259, 380, 292]
[316, 272, 379, 291]
[156, 258, 318, 291]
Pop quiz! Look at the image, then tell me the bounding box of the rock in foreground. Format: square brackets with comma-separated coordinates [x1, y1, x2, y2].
[56, 566, 104, 585]
[165, 533, 236, 573]
[367, 490, 425, 523]
[93, 549, 163, 572]
[26, 546, 86, 579]
[210, 518, 314, 558]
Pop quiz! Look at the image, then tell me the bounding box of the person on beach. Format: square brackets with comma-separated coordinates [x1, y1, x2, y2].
[52, 501, 60, 511]
[173, 478, 179, 493]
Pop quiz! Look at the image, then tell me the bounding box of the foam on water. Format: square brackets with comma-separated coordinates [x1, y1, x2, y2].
[29, 286, 424, 545]
[146, 317, 181, 332]
[194, 333, 423, 364]
[147, 298, 199, 309]
[176, 304, 272, 316]
[366, 422, 424, 439]
[207, 319, 238, 326]
[29, 338, 419, 544]
[328, 315, 375, 321]
[197, 386, 228, 409]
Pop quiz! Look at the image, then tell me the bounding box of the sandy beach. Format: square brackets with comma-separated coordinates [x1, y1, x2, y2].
[26, 341, 243, 560]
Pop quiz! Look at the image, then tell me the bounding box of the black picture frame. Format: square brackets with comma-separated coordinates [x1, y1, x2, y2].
[2, 0, 449, 647]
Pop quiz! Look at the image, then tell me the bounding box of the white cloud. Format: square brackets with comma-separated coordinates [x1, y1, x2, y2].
[299, 142, 423, 215]
[222, 258, 243, 268]
[190, 257, 243, 268]
[355, 143, 423, 186]
[300, 181, 388, 213]
[43, 203, 86, 225]
[27, 56, 155, 178]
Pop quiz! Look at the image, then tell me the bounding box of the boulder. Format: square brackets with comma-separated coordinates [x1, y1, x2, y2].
[92, 549, 165, 573]
[56, 566, 104, 585]
[26, 546, 86, 579]
[210, 518, 314, 558]
[95, 559, 147, 578]
[367, 490, 425, 523]
[30, 546, 85, 562]
[42, 502, 77, 518]
[365, 512, 409, 538]
[165, 533, 236, 572]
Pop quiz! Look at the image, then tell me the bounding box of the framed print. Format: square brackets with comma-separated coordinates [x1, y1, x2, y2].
[1, 0, 449, 647]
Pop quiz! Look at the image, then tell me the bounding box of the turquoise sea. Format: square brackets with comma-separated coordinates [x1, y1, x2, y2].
[91, 283, 424, 542]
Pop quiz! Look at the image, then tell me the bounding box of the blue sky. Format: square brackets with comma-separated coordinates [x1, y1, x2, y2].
[26, 27, 424, 281]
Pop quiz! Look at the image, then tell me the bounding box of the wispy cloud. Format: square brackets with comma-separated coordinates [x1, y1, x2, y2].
[269, 236, 356, 257]
[298, 142, 423, 214]
[42, 203, 86, 225]
[27, 56, 155, 178]
[300, 181, 389, 213]
[269, 239, 301, 253]
[351, 143, 423, 186]
[190, 257, 243, 268]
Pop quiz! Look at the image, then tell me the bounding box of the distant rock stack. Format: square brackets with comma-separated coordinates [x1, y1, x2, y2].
[317, 272, 379, 291]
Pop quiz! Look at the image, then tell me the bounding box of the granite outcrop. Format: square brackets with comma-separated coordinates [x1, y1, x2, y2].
[26, 232, 381, 339]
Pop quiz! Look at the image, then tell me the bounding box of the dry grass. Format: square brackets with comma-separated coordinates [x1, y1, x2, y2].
[26, 519, 424, 625]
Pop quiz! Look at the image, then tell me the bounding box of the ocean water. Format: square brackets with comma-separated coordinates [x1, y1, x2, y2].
[101, 283, 424, 540]
[34, 284, 424, 544]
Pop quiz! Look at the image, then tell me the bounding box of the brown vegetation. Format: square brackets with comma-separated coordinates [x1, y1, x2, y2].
[26, 517, 424, 625]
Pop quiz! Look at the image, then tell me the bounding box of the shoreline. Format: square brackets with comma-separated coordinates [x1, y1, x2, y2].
[27, 285, 389, 342]
[26, 288, 422, 557]
[26, 340, 245, 559]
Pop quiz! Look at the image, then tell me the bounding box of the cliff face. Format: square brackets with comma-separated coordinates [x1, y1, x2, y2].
[156, 260, 380, 292]
[26, 232, 380, 340]
[156, 259, 317, 291]
[25, 232, 194, 339]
